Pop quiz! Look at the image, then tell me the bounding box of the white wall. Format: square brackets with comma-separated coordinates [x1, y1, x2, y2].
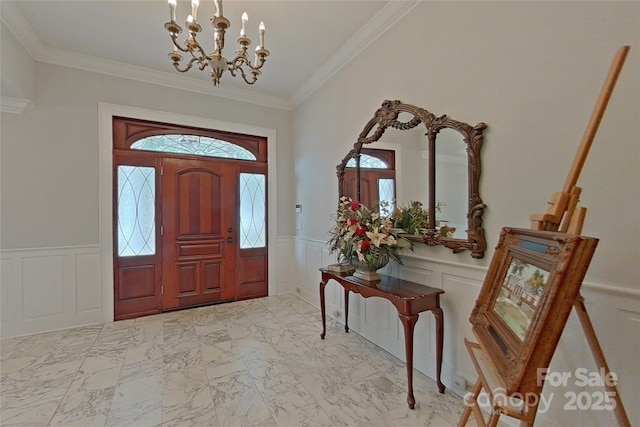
[291, 2, 639, 425]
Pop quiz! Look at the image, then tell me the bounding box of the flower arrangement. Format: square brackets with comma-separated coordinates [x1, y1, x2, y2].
[328, 196, 412, 268]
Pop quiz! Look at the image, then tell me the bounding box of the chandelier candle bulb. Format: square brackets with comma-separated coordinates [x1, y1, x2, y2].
[241, 12, 247, 37]
[191, 0, 199, 22]
[186, 15, 193, 40]
[259, 21, 265, 47]
[168, 0, 176, 22]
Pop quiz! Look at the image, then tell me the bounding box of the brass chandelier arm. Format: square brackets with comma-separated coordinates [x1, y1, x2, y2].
[228, 63, 260, 85]
[168, 31, 189, 53]
[166, 24, 198, 73]
[186, 34, 212, 71]
[168, 30, 215, 74]
[172, 57, 199, 73]
[228, 49, 268, 84]
[229, 55, 262, 72]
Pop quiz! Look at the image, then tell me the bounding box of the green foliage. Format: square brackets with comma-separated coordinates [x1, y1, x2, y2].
[393, 201, 429, 235]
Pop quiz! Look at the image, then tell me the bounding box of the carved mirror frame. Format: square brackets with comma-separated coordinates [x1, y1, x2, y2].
[337, 100, 487, 258]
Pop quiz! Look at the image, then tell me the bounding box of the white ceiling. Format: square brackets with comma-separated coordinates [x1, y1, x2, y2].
[1, 1, 419, 109]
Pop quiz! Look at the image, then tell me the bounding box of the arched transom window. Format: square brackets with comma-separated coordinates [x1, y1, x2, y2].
[346, 154, 387, 169]
[131, 134, 257, 160]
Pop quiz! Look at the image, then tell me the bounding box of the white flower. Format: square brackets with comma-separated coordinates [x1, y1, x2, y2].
[355, 241, 366, 261]
[384, 234, 397, 246]
[366, 227, 388, 247]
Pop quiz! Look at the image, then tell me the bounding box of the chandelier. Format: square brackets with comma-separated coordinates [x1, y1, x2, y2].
[165, 0, 269, 86]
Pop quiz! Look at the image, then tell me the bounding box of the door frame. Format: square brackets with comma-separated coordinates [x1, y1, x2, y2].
[99, 102, 278, 322]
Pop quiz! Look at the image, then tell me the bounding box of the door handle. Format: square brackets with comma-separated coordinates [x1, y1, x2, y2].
[228, 227, 233, 233]
[227, 237, 233, 243]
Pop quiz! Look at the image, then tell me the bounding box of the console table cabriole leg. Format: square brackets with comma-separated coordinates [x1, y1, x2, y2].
[399, 313, 419, 409]
[320, 280, 327, 339]
[344, 289, 350, 333]
[433, 306, 446, 393]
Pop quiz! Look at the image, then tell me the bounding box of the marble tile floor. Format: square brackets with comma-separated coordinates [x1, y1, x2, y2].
[1, 294, 477, 427]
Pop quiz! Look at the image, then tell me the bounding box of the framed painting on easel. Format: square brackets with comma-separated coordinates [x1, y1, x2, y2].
[469, 227, 598, 396]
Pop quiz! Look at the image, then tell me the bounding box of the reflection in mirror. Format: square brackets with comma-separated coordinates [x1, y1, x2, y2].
[394, 125, 428, 207]
[435, 128, 468, 239]
[337, 100, 487, 258]
[343, 148, 397, 216]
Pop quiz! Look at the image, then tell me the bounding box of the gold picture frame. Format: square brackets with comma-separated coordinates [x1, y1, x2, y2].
[469, 227, 598, 395]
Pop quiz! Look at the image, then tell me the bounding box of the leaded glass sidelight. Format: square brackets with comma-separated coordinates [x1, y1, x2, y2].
[239, 173, 266, 249]
[118, 166, 156, 257]
[379, 178, 395, 216]
[131, 135, 257, 160]
[346, 154, 387, 169]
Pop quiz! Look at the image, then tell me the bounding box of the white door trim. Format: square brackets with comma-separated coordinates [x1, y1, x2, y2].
[98, 103, 278, 322]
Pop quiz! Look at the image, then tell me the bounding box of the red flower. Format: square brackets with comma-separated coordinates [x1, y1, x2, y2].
[355, 226, 367, 237]
[350, 201, 361, 211]
[348, 217, 358, 225]
[361, 240, 371, 251]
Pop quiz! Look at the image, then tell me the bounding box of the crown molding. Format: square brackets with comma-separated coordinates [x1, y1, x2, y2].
[1, 1, 419, 111]
[39, 46, 292, 110]
[0, 1, 44, 58]
[1, 96, 35, 114]
[288, 1, 421, 109]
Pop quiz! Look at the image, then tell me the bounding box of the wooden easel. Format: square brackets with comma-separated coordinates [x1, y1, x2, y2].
[459, 46, 631, 427]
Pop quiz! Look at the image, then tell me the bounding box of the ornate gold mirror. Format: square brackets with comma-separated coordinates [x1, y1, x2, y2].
[337, 100, 487, 258]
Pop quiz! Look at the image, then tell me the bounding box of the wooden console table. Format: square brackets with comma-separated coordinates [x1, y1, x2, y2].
[319, 268, 446, 409]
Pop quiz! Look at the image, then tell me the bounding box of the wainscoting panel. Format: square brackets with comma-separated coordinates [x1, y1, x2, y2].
[440, 272, 484, 384]
[275, 238, 294, 296]
[362, 296, 394, 337]
[0, 246, 102, 338]
[0, 259, 10, 323]
[76, 253, 102, 313]
[22, 255, 66, 319]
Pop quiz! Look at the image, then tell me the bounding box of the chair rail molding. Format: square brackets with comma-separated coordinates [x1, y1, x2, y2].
[1, 96, 34, 114]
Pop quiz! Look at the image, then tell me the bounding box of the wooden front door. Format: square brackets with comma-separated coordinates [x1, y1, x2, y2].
[112, 116, 268, 320]
[161, 158, 237, 309]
